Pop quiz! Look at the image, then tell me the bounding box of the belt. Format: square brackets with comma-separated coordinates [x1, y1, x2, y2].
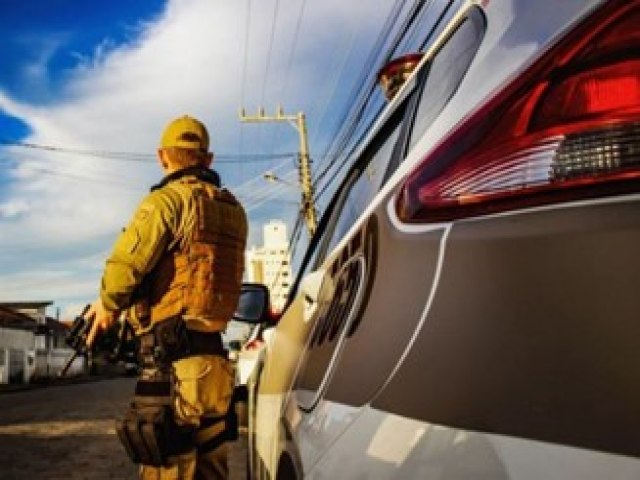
[184, 329, 225, 357]
[139, 318, 227, 366]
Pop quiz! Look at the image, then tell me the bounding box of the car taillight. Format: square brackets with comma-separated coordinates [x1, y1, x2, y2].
[397, 0, 640, 223]
[244, 339, 264, 351]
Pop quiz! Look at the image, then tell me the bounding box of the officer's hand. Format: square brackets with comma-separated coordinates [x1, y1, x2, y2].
[86, 299, 120, 348]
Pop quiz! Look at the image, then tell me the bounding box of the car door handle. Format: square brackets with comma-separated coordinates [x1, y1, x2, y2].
[301, 269, 327, 322]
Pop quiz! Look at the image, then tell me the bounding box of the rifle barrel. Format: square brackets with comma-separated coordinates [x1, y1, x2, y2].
[59, 351, 78, 378]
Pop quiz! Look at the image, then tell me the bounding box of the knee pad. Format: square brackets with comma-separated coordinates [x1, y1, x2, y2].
[116, 389, 194, 466]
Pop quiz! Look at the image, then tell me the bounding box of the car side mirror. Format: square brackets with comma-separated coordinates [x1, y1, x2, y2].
[233, 283, 272, 324]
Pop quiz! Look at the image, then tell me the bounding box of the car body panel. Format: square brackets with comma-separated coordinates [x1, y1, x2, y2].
[306, 406, 640, 480]
[248, 0, 640, 478]
[373, 196, 640, 459]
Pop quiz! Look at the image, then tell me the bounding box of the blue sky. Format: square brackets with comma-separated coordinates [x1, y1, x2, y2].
[0, 0, 409, 317]
[0, 1, 165, 104]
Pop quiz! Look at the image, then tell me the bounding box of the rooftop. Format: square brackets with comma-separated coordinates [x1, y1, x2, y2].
[0, 301, 53, 309]
[0, 306, 36, 331]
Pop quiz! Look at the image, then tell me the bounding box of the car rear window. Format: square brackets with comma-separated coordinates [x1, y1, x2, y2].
[324, 120, 402, 256]
[408, 7, 485, 151]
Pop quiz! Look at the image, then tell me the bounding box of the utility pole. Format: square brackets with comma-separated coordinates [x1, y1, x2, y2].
[239, 106, 318, 236]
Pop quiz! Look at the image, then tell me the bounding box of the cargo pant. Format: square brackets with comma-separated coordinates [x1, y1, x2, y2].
[140, 354, 235, 480]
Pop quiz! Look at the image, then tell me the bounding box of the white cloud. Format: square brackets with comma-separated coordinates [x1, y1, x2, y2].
[0, 267, 97, 306]
[61, 302, 89, 322]
[15, 33, 71, 101]
[0, 199, 30, 218]
[0, 0, 397, 310]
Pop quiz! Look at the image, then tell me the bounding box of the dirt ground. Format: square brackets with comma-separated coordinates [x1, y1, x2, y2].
[0, 377, 247, 479]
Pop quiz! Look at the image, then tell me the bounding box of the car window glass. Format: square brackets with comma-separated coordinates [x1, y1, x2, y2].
[286, 206, 331, 301]
[325, 122, 402, 256]
[408, 9, 485, 150]
[289, 10, 484, 296]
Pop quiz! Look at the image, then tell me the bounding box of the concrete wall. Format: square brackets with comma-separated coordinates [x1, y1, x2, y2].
[0, 328, 35, 383]
[0, 327, 35, 350]
[0, 349, 6, 383]
[0, 328, 84, 382]
[32, 348, 85, 378]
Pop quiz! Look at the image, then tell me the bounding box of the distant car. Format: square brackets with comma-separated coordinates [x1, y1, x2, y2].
[223, 320, 253, 353]
[230, 284, 274, 392]
[239, 0, 640, 478]
[236, 324, 265, 386]
[122, 350, 138, 376]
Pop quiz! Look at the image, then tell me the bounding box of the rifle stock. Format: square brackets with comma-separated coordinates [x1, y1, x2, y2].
[59, 304, 92, 377]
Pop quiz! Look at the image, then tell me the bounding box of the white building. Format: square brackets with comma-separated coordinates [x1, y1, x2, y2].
[0, 302, 84, 383]
[245, 220, 293, 312]
[0, 307, 36, 384]
[1, 301, 50, 349]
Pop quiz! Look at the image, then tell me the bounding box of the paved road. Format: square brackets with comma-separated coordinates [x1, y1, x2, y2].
[0, 378, 247, 480]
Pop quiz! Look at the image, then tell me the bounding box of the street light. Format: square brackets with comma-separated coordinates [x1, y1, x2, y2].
[240, 107, 317, 236]
[264, 171, 297, 188]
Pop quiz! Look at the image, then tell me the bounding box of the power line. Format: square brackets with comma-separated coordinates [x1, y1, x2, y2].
[238, 0, 253, 175]
[8, 164, 141, 191]
[230, 157, 293, 194]
[309, 12, 364, 148]
[400, 0, 435, 52]
[313, 104, 387, 201]
[260, 0, 282, 109]
[313, 0, 429, 198]
[267, 0, 309, 156]
[289, 213, 304, 261]
[245, 191, 295, 213]
[313, 94, 387, 194]
[312, 0, 408, 182]
[0, 140, 296, 163]
[240, 0, 253, 119]
[1, 146, 300, 196]
[257, 0, 282, 154]
[239, 108, 317, 236]
[238, 169, 298, 205]
[216, 153, 296, 163]
[0, 140, 151, 160]
[280, 0, 308, 101]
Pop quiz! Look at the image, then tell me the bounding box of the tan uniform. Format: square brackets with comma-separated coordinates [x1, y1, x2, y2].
[101, 169, 247, 480]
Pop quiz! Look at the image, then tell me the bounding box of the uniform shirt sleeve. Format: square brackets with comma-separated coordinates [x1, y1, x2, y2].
[100, 189, 181, 311]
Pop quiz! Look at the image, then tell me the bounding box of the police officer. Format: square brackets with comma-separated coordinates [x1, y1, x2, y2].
[85, 115, 248, 479]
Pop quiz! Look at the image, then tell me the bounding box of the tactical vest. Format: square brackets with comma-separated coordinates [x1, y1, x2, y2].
[132, 178, 247, 334]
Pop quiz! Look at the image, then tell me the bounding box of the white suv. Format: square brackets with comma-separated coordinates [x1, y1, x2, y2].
[241, 0, 640, 478]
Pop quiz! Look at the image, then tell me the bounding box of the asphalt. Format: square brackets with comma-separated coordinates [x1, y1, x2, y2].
[0, 377, 248, 479]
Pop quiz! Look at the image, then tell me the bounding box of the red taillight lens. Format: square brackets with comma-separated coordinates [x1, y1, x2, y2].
[534, 61, 640, 130]
[244, 339, 264, 351]
[398, 1, 640, 223]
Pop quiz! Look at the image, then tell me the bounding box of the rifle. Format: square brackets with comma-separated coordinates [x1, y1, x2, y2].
[59, 305, 136, 377]
[59, 304, 92, 377]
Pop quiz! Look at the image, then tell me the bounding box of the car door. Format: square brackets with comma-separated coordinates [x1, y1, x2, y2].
[251, 3, 486, 477]
[282, 100, 426, 471]
[293, 5, 489, 478]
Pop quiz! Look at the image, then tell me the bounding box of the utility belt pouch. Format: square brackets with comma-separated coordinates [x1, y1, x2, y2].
[149, 316, 226, 365]
[129, 286, 151, 332]
[152, 316, 190, 365]
[116, 379, 194, 466]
